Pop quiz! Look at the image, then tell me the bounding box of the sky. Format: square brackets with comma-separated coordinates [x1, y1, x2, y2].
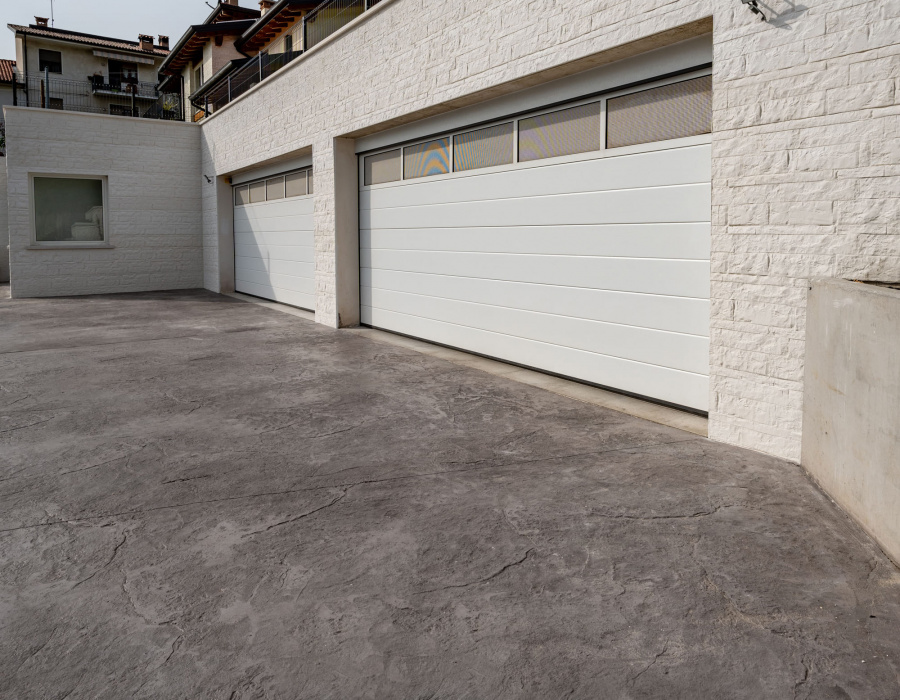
[0, 0, 223, 60]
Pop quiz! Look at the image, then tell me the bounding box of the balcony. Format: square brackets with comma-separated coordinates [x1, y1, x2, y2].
[16, 73, 182, 121]
[196, 0, 385, 117]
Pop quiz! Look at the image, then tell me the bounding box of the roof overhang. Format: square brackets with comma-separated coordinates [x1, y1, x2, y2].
[238, 0, 320, 53]
[7, 24, 168, 59]
[159, 19, 256, 74]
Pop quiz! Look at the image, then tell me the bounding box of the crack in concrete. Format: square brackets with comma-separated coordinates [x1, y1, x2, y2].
[591, 504, 738, 521]
[0, 438, 703, 534]
[11, 625, 57, 677]
[162, 475, 211, 485]
[71, 530, 129, 589]
[629, 638, 669, 685]
[0, 416, 58, 434]
[242, 489, 348, 538]
[416, 548, 534, 594]
[0, 334, 205, 356]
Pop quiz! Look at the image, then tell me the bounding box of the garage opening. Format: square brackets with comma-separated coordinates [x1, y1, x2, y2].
[359, 69, 712, 413]
[233, 167, 315, 310]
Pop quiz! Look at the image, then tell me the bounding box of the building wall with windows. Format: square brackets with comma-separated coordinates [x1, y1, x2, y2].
[194, 0, 900, 462]
[3, 107, 202, 297]
[14, 37, 161, 87]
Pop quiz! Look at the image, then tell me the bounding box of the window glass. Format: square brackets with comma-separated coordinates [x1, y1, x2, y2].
[518, 101, 602, 162]
[364, 149, 401, 186]
[285, 34, 293, 53]
[249, 181, 266, 203]
[285, 171, 307, 198]
[403, 137, 450, 179]
[234, 184, 250, 206]
[307, 171, 313, 194]
[48, 98, 64, 110]
[266, 177, 285, 200]
[39, 49, 62, 73]
[607, 75, 712, 149]
[454, 122, 514, 172]
[33, 177, 104, 242]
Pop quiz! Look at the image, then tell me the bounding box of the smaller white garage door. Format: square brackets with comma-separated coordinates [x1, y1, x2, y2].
[233, 168, 314, 310]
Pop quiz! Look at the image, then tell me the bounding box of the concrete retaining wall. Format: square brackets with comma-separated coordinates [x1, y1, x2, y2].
[803, 278, 900, 565]
[0, 161, 8, 283]
[4, 108, 202, 298]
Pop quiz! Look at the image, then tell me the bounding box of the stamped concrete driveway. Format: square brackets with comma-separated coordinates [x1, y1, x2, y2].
[1, 289, 899, 700]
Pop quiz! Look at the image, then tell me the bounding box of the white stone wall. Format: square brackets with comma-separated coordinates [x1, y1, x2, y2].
[4, 107, 202, 297]
[710, 0, 900, 460]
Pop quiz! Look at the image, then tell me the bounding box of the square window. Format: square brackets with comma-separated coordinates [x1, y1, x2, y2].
[454, 122, 514, 172]
[266, 177, 285, 200]
[33, 177, 105, 244]
[285, 171, 307, 197]
[364, 149, 400, 186]
[234, 184, 250, 206]
[518, 102, 601, 162]
[403, 138, 450, 179]
[249, 181, 266, 203]
[39, 49, 62, 73]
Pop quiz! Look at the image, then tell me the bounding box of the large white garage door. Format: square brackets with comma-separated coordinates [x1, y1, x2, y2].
[360, 73, 712, 412]
[233, 168, 314, 310]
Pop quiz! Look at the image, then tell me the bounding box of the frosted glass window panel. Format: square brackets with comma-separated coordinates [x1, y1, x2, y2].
[33, 177, 104, 242]
[607, 75, 712, 149]
[403, 138, 451, 179]
[266, 176, 285, 200]
[249, 180, 266, 203]
[364, 150, 401, 185]
[307, 171, 313, 194]
[234, 184, 250, 206]
[518, 102, 602, 162]
[285, 171, 307, 198]
[454, 122, 514, 172]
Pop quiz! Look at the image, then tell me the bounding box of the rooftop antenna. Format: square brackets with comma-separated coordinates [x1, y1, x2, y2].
[50, 0, 55, 26]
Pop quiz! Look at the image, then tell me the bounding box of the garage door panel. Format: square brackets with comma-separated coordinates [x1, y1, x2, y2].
[234, 190, 314, 310]
[361, 223, 710, 260]
[362, 183, 710, 230]
[235, 265, 314, 292]
[361, 306, 709, 411]
[235, 213, 314, 235]
[360, 144, 711, 211]
[236, 280, 315, 310]
[234, 243, 314, 264]
[361, 267, 709, 336]
[362, 250, 709, 298]
[364, 287, 707, 374]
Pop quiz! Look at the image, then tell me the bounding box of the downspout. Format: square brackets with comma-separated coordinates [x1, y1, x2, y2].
[22, 31, 29, 107]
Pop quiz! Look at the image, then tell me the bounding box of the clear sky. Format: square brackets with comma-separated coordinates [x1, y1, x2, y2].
[0, 0, 225, 61]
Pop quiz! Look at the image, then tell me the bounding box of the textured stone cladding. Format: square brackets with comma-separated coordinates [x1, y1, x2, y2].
[0, 164, 9, 283]
[4, 108, 202, 298]
[198, 0, 900, 461]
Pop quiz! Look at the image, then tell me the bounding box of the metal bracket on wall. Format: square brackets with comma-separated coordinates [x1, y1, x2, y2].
[741, 0, 767, 21]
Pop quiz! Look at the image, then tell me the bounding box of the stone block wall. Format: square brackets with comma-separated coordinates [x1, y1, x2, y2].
[710, 0, 900, 460]
[4, 108, 202, 297]
[0, 162, 8, 282]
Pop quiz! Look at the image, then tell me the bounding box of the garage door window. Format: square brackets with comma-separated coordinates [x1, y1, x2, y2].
[249, 181, 266, 204]
[518, 102, 602, 162]
[32, 176, 106, 244]
[266, 177, 285, 201]
[364, 149, 401, 185]
[607, 75, 712, 149]
[234, 184, 250, 205]
[403, 138, 451, 179]
[454, 122, 514, 172]
[285, 171, 307, 197]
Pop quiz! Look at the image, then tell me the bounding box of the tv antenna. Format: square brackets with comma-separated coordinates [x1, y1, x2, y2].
[50, 0, 55, 26]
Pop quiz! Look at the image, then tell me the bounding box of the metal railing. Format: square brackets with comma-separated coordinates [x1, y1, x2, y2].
[195, 0, 384, 116]
[89, 76, 160, 99]
[18, 73, 182, 121]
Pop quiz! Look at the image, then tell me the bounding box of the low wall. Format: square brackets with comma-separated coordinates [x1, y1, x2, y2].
[3, 108, 202, 298]
[0, 161, 8, 283]
[803, 278, 900, 565]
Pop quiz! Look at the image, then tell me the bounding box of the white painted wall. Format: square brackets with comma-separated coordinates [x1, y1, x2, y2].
[0, 162, 8, 283]
[195, 0, 900, 461]
[4, 107, 202, 297]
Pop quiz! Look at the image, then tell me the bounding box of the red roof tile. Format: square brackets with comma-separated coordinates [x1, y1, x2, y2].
[0, 59, 15, 83]
[7, 24, 169, 57]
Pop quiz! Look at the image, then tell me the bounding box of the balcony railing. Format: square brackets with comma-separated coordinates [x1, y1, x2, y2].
[196, 0, 384, 116]
[17, 73, 182, 121]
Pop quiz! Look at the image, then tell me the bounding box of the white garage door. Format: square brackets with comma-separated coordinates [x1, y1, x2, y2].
[233, 168, 314, 310]
[360, 73, 712, 412]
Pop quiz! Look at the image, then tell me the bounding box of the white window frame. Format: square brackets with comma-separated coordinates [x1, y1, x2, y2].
[233, 167, 313, 207]
[29, 173, 111, 248]
[358, 67, 712, 189]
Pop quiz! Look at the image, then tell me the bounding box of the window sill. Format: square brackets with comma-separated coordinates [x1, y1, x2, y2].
[27, 243, 115, 250]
